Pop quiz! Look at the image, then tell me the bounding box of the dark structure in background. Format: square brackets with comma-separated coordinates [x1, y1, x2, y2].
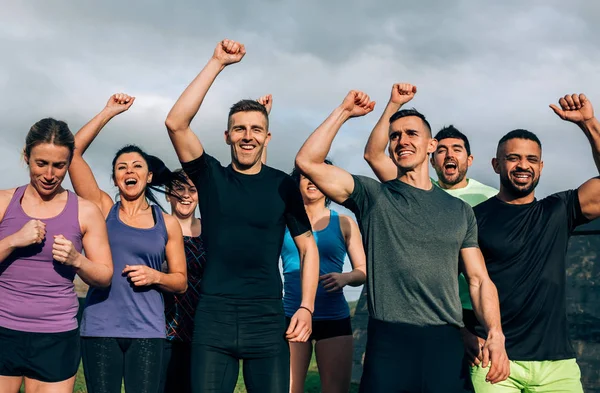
[351, 219, 600, 392]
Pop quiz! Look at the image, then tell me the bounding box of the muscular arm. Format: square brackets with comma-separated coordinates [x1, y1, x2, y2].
[165, 39, 245, 163]
[364, 100, 401, 182]
[576, 117, 600, 221]
[157, 214, 188, 293]
[76, 199, 113, 287]
[340, 215, 366, 286]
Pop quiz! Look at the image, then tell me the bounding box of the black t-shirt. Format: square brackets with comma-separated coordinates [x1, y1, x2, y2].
[472, 191, 588, 360]
[181, 153, 311, 300]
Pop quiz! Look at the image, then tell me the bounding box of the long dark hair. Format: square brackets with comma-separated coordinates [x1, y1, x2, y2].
[290, 159, 333, 207]
[111, 145, 188, 211]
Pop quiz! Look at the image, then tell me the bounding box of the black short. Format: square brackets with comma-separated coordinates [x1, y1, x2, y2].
[0, 325, 80, 382]
[286, 316, 352, 341]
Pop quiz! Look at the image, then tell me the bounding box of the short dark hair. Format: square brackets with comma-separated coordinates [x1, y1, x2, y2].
[389, 108, 431, 135]
[290, 159, 333, 207]
[24, 118, 75, 161]
[434, 125, 471, 155]
[497, 129, 542, 154]
[228, 99, 269, 129]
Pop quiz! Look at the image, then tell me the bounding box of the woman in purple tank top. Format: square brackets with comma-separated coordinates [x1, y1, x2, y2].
[69, 94, 188, 393]
[0, 119, 113, 393]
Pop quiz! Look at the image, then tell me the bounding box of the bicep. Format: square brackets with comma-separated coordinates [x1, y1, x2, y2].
[167, 126, 205, 163]
[292, 231, 317, 258]
[341, 216, 366, 270]
[69, 155, 113, 214]
[459, 247, 489, 286]
[164, 216, 186, 275]
[577, 177, 600, 221]
[366, 155, 397, 183]
[80, 203, 113, 269]
[302, 163, 355, 205]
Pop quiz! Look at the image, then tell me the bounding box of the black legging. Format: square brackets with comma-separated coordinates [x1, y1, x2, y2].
[191, 295, 290, 393]
[160, 340, 192, 393]
[81, 337, 163, 393]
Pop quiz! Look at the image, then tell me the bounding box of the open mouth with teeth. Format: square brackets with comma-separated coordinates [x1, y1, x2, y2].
[444, 161, 458, 174]
[396, 150, 414, 158]
[512, 172, 532, 184]
[178, 200, 192, 205]
[306, 186, 318, 193]
[124, 179, 138, 186]
[240, 144, 256, 151]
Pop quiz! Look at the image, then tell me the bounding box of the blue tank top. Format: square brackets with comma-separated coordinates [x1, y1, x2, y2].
[281, 210, 350, 320]
[80, 202, 168, 338]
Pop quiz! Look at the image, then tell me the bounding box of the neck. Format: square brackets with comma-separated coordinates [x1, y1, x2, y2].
[231, 160, 263, 175]
[27, 183, 65, 202]
[497, 186, 535, 205]
[397, 163, 433, 190]
[304, 200, 329, 223]
[438, 177, 469, 190]
[119, 195, 150, 215]
[173, 214, 200, 237]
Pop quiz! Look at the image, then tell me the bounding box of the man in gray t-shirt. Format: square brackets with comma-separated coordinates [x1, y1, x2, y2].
[296, 90, 509, 392]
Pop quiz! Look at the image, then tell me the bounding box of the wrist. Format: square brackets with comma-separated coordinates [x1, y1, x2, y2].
[72, 253, 84, 269]
[335, 106, 353, 122]
[387, 100, 403, 111]
[298, 305, 313, 316]
[486, 328, 504, 341]
[207, 57, 226, 73]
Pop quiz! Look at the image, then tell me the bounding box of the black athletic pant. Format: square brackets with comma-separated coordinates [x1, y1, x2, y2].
[81, 337, 163, 393]
[160, 340, 192, 393]
[191, 295, 290, 393]
[359, 318, 470, 393]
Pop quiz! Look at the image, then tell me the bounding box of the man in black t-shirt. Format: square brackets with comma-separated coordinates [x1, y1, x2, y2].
[165, 39, 319, 393]
[469, 93, 600, 393]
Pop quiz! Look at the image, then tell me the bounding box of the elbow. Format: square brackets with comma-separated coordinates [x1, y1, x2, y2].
[96, 272, 113, 288]
[295, 153, 315, 176]
[363, 150, 374, 164]
[176, 281, 188, 294]
[165, 117, 185, 135]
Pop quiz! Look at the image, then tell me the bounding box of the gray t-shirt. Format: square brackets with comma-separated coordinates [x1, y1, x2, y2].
[342, 175, 479, 327]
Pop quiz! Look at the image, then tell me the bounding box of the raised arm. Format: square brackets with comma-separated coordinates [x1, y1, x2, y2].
[165, 39, 246, 163]
[364, 83, 416, 182]
[460, 247, 509, 384]
[257, 94, 273, 164]
[295, 91, 375, 204]
[320, 214, 366, 292]
[69, 93, 135, 216]
[53, 198, 113, 287]
[550, 93, 600, 220]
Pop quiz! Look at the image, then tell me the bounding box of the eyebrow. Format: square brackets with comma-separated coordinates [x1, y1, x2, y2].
[116, 160, 143, 165]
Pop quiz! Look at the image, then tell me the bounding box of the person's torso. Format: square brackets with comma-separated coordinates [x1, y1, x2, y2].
[281, 210, 349, 320]
[474, 194, 576, 360]
[0, 185, 82, 333]
[81, 202, 168, 338]
[165, 235, 206, 342]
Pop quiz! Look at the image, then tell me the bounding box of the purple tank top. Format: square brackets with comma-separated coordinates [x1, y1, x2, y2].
[0, 186, 82, 333]
[80, 202, 168, 338]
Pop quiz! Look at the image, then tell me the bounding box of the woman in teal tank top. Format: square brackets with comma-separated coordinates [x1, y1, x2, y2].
[282, 162, 367, 393]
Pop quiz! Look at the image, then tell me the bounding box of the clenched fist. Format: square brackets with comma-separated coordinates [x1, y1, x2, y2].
[340, 90, 376, 118]
[122, 264, 160, 287]
[550, 93, 594, 124]
[391, 83, 417, 106]
[104, 93, 135, 117]
[212, 39, 246, 66]
[52, 235, 81, 267]
[12, 219, 46, 248]
[257, 94, 273, 115]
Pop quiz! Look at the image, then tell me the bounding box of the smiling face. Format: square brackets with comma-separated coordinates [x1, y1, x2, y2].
[112, 152, 152, 200]
[25, 143, 71, 197]
[224, 111, 271, 171]
[298, 173, 326, 205]
[431, 137, 473, 187]
[167, 175, 198, 219]
[493, 138, 543, 198]
[388, 116, 437, 171]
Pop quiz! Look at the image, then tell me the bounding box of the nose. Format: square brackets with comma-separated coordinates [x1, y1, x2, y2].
[516, 158, 531, 170]
[398, 133, 410, 146]
[44, 166, 54, 179]
[242, 129, 252, 140]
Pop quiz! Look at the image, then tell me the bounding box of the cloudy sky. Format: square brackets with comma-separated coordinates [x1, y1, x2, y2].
[1, 1, 599, 298]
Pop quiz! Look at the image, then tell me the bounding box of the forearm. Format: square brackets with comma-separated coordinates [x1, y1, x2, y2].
[73, 254, 112, 288]
[74, 109, 117, 156]
[299, 244, 319, 311]
[156, 271, 187, 294]
[470, 278, 503, 336]
[579, 117, 600, 172]
[364, 100, 401, 160]
[297, 107, 351, 170]
[342, 269, 366, 287]
[0, 235, 18, 263]
[166, 58, 224, 132]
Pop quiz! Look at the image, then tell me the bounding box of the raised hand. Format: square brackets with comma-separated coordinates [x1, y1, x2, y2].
[11, 219, 46, 248]
[257, 94, 273, 115]
[122, 264, 160, 287]
[391, 83, 417, 106]
[212, 39, 246, 66]
[52, 234, 81, 267]
[550, 93, 594, 124]
[340, 90, 376, 118]
[104, 93, 135, 117]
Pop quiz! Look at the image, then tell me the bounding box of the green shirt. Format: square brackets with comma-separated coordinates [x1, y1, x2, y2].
[433, 178, 498, 310]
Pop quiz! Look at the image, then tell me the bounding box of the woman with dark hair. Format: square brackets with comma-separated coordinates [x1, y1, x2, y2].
[160, 169, 205, 393]
[69, 94, 187, 393]
[0, 118, 113, 393]
[282, 161, 367, 393]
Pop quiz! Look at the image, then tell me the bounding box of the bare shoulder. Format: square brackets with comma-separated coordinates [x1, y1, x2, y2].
[162, 212, 183, 236]
[338, 213, 359, 236]
[0, 188, 17, 222]
[77, 196, 106, 230]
